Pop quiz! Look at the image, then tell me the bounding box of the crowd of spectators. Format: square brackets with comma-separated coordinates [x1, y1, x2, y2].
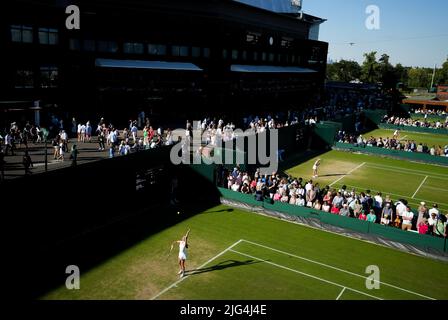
[336, 130, 448, 157]
[413, 108, 447, 117]
[223, 166, 448, 238]
[382, 115, 448, 129]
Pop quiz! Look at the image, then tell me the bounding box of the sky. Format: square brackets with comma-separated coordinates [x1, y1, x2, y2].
[304, 0, 448, 68]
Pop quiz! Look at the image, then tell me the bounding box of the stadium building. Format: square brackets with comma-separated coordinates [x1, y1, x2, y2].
[1, 0, 328, 125]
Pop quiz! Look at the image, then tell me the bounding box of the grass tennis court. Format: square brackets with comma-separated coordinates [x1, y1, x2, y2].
[42, 204, 448, 300]
[363, 128, 448, 147]
[286, 150, 448, 211]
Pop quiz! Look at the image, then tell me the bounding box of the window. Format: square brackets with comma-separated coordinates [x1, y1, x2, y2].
[172, 45, 189, 57]
[83, 39, 96, 52]
[253, 52, 259, 61]
[268, 53, 275, 62]
[69, 38, 80, 51]
[246, 32, 260, 44]
[281, 37, 293, 48]
[242, 51, 247, 61]
[203, 47, 210, 58]
[192, 47, 201, 58]
[97, 41, 118, 53]
[40, 66, 58, 88]
[148, 44, 166, 56]
[10, 25, 33, 43]
[15, 69, 34, 88]
[124, 42, 144, 54]
[231, 49, 239, 60]
[222, 49, 228, 59]
[261, 52, 267, 62]
[39, 28, 58, 45]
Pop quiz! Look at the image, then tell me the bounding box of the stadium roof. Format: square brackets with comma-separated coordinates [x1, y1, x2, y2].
[95, 59, 203, 71]
[231, 64, 317, 73]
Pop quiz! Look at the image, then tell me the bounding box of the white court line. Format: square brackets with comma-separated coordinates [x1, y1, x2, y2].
[230, 249, 382, 300]
[241, 239, 436, 300]
[364, 163, 448, 179]
[329, 162, 366, 187]
[150, 239, 243, 300]
[412, 176, 428, 198]
[336, 287, 346, 300]
[399, 135, 408, 141]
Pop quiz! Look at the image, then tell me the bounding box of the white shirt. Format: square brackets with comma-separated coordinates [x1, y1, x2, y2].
[402, 210, 414, 225]
[396, 202, 407, 217]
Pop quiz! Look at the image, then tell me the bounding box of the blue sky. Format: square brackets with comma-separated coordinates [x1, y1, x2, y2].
[304, 0, 448, 67]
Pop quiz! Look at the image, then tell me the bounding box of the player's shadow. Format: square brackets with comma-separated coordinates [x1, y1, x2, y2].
[207, 208, 234, 213]
[319, 173, 346, 177]
[187, 259, 264, 276]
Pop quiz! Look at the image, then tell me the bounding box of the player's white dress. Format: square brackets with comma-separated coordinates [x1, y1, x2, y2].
[178, 240, 187, 260]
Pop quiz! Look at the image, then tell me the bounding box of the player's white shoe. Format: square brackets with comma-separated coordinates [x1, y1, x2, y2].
[180, 271, 185, 278]
[178, 270, 183, 275]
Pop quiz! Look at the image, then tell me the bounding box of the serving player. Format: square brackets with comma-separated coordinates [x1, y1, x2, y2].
[171, 229, 190, 278]
[312, 159, 321, 178]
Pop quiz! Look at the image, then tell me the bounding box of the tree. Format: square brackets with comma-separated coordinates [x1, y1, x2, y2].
[361, 51, 380, 83]
[326, 60, 362, 82]
[435, 57, 448, 85]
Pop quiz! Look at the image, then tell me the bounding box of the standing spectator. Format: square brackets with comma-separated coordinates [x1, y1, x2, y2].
[85, 121, 92, 142]
[58, 140, 65, 161]
[70, 144, 79, 166]
[381, 203, 393, 226]
[401, 207, 414, 231]
[71, 117, 77, 138]
[98, 130, 106, 151]
[23, 150, 33, 175]
[0, 149, 5, 181]
[416, 202, 428, 227]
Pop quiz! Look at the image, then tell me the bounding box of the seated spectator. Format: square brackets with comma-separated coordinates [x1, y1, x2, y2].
[367, 209, 377, 223]
[339, 203, 350, 217]
[418, 219, 429, 235]
[358, 210, 367, 221]
[322, 201, 331, 213]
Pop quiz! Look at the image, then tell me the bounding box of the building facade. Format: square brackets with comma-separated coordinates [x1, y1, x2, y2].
[1, 0, 328, 127]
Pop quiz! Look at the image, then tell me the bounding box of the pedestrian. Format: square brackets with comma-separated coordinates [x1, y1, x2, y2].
[70, 144, 79, 166]
[23, 150, 33, 175]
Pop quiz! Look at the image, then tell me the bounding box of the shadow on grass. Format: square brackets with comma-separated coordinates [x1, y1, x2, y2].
[187, 259, 265, 276]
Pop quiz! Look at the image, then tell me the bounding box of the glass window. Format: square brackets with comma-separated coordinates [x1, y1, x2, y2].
[40, 66, 58, 88]
[222, 49, 228, 59]
[179, 46, 189, 57]
[83, 39, 96, 52]
[242, 51, 247, 61]
[124, 42, 144, 54]
[10, 25, 33, 43]
[39, 28, 58, 45]
[148, 44, 166, 56]
[232, 49, 238, 60]
[69, 38, 80, 51]
[192, 47, 201, 58]
[203, 47, 210, 58]
[268, 53, 275, 62]
[291, 55, 295, 64]
[98, 41, 118, 53]
[261, 52, 267, 62]
[15, 69, 34, 88]
[253, 52, 258, 61]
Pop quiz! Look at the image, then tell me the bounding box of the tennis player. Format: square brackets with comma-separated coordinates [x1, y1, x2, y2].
[171, 229, 190, 278]
[312, 159, 321, 178]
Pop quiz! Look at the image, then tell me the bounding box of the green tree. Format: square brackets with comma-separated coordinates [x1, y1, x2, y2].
[361, 51, 380, 83]
[435, 57, 448, 84]
[326, 60, 361, 82]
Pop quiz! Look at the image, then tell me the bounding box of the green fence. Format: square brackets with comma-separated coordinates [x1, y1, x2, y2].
[378, 123, 448, 135]
[314, 122, 341, 146]
[218, 187, 447, 253]
[334, 142, 448, 165]
[364, 109, 388, 126]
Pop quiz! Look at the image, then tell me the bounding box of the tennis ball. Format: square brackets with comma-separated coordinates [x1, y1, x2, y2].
[177, 211, 180, 215]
